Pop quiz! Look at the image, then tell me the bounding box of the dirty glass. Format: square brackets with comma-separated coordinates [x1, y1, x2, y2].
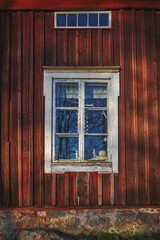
[56, 110, 78, 133]
[99, 13, 109, 27]
[85, 109, 107, 134]
[55, 82, 78, 107]
[84, 135, 107, 160]
[78, 14, 87, 26]
[68, 14, 77, 26]
[89, 14, 98, 26]
[84, 82, 108, 160]
[57, 14, 66, 27]
[55, 136, 78, 160]
[85, 83, 108, 107]
[55, 82, 79, 160]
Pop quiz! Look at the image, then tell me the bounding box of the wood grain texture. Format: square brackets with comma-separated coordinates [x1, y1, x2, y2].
[91, 30, 102, 66]
[69, 172, 76, 206]
[56, 173, 69, 206]
[146, 11, 159, 205]
[113, 10, 126, 205]
[45, 174, 52, 206]
[79, 30, 91, 66]
[102, 30, 113, 66]
[124, 10, 138, 205]
[56, 30, 67, 66]
[44, 12, 56, 66]
[1, 12, 10, 207]
[76, 173, 89, 206]
[68, 30, 79, 66]
[156, 11, 160, 206]
[34, 12, 44, 206]
[102, 174, 112, 205]
[22, 11, 33, 206]
[136, 10, 150, 205]
[10, 12, 21, 206]
[89, 172, 98, 206]
[0, 9, 160, 207]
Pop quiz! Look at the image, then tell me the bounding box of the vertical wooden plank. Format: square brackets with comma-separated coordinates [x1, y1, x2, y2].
[44, 174, 52, 206]
[89, 172, 98, 206]
[0, 12, 1, 206]
[98, 174, 102, 206]
[44, 12, 56, 66]
[17, 11, 22, 207]
[91, 30, 102, 66]
[146, 11, 159, 205]
[125, 10, 138, 205]
[22, 11, 33, 207]
[136, 10, 150, 205]
[112, 10, 120, 66]
[68, 30, 79, 66]
[56, 173, 69, 206]
[69, 172, 76, 206]
[79, 30, 91, 66]
[102, 30, 113, 66]
[28, 12, 34, 206]
[1, 12, 10, 207]
[52, 173, 56, 206]
[156, 11, 160, 205]
[102, 174, 111, 205]
[56, 30, 67, 66]
[34, 12, 44, 206]
[113, 10, 126, 206]
[76, 173, 89, 206]
[56, 174, 65, 206]
[10, 12, 21, 206]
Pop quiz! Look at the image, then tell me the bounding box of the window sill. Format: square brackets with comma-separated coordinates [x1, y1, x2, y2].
[50, 161, 112, 173]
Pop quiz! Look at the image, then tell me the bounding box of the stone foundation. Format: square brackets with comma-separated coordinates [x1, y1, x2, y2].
[0, 207, 160, 239]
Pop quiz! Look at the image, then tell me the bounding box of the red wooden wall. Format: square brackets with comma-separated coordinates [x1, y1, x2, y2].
[0, 9, 160, 207]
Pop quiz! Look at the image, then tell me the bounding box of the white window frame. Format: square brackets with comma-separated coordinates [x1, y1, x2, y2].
[54, 11, 112, 29]
[43, 67, 120, 173]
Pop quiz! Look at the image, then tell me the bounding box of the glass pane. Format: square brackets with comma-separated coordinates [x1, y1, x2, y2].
[99, 13, 109, 27]
[84, 135, 107, 160]
[78, 14, 87, 26]
[85, 110, 107, 133]
[68, 14, 77, 26]
[55, 136, 78, 160]
[85, 83, 108, 107]
[56, 110, 78, 133]
[56, 82, 78, 107]
[89, 14, 98, 26]
[57, 14, 66, 27]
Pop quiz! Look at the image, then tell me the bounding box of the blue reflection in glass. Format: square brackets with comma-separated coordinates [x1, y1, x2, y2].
[85, 110, 107, 133]
[99, 13, 109, 26]
[56, 83, 78, 107]
[68, 14, 77, 26]
[57, 14, 66, 27]
[56, 110, 78, 133]
[84, 135, 107, 160]
[85, 83, 108, 107]
[89, 14, 98, 26]
[55, 136, 78, 160]
[78, 14, 87, 26]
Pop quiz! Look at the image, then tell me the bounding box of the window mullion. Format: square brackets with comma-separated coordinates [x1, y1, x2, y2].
[52, 79, 56, 162]
[79, 80, 85, 161]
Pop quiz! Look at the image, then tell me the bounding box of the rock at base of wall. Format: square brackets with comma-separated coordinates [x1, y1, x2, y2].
[0, 208, 160, 239]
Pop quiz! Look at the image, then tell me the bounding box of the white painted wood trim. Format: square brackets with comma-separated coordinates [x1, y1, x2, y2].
[43, 68, 120, 173]
[54, 11, 112, 29]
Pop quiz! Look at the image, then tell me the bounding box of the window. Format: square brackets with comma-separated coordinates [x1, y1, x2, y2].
[43, 67, 120, 173]
[54, 11, 111, 28]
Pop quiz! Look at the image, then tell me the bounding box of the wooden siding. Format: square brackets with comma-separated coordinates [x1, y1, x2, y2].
[0, 10, 160, 207]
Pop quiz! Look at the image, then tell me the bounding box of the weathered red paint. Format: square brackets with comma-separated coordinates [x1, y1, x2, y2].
[0, 0, 160, 10]
[0, 9, 160, 208]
